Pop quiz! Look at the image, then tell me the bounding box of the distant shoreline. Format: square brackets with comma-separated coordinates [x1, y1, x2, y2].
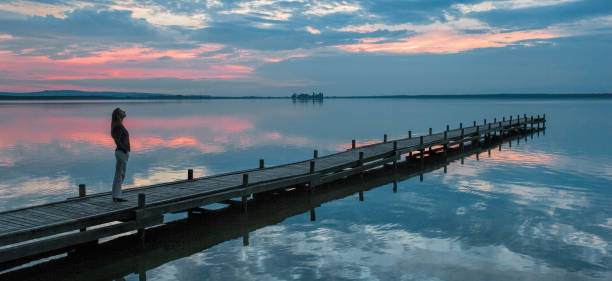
[0, 90, 611, 100]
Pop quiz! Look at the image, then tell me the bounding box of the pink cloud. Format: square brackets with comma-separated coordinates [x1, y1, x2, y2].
[336, 30, 559, 54]
[0, 44, 254, 91]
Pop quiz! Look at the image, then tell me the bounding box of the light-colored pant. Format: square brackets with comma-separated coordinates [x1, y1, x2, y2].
[112, 150, 129, 198]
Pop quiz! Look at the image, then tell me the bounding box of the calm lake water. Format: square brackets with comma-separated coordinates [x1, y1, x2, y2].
[0, 98, 611, 280]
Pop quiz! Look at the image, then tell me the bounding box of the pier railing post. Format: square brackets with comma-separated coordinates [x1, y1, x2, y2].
[494, 117, 497, 123]
[543, 113, 546, 128]
[408, 130, 412, 139]
[484, 119, 487, 125]
[259, 159, 264, 169]
[429, 128, 432, 135]
[460, 122, 463, 129]
[78, 184, 86, 198]
[358, 151, 364, 166]
[137, 193, 146, 242]
[537, 115, 540, 129]
[188, 169, 193, 180]
[352, 139, 356, 149]
[393, 141, 398, 169]
[460, 129, 465, 152]
[384, 134, 387, 143]
[443, 131, 448, 158]
[78, 184, 86, 232]
[313, 150, 318, 159]
[473, 120, 476, 127]
[242, 174, 248, 213]
[446, 124, 449, 131]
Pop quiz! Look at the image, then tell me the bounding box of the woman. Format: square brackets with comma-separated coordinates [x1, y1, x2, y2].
[111, 108, 130, 202]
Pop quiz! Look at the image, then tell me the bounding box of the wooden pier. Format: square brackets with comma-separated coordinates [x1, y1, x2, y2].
[0, 114, 546, 266]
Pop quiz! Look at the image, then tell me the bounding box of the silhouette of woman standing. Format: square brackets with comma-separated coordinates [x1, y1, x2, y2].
[111, 108, 130, 202]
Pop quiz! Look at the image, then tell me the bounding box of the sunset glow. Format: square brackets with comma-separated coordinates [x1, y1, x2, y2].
[0, 0, 608, 94]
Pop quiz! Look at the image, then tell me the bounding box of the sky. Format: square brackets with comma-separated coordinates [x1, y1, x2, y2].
[0, 0, 611, 96]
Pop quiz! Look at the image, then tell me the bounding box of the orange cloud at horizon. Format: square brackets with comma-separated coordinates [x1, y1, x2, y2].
[336, 29, 559, 54]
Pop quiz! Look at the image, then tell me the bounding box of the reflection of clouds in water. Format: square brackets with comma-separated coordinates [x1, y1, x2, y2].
[518, 221, 610, 267]
[125, 166, 212, 188]
[486, 149, 555, 166]
[0, 176, 71, 210]
[597, 218, 612, 230]
[174, 223, 607, 281]
[0, 114, 316, 153]
[147, 264, 179, 281]
[0, 154, 15, 167]
[442, 151, 590, 215]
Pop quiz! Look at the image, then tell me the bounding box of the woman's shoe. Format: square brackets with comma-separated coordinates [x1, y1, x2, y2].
[113, 197, 128, 202]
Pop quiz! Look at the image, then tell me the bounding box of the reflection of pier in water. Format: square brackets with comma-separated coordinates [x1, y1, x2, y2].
[0, 126, 546, 281]
[0, 114, 545, 269]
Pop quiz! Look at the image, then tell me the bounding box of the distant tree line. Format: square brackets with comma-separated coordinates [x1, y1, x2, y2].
[291, 92, 324, 100]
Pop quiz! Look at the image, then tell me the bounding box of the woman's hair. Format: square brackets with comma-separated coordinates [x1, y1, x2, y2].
[111, 108, 124, 138]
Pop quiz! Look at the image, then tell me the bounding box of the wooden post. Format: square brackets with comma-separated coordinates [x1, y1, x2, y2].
[446, 124, 449, 131]
[310, 160, 315, 174]
[460, 122, 463, 129]
[359, 191, 364, 201]
[408, 130, 412, 139]
[78, 184, 86, 198]
[419, 136, 423, 146]
[384, 134, 387, 143]
[187, 169, 193, 181]
[537, 115, 540, 129]
[137, 193, 146, 242]
[242, 174, 248, 213]
[79, 184, 86, 232]
[543, 113, 546, 128]
[313, 150, 318, 159]
[494, 117, 497, 123]
[358, 151, 364, 165]
[460, 128, 465, 151]
[352, 139, 356, 149]
[503, 117, 505, 122]
[259, 159, 264, 168]
[393, 141, 397, 151]
[443, 131, 448, 158]
[429, 128, 432, 135]
[484, 119, 487, 125]
[310, 208, 316, 221]
[473, 120, 476, 127]
[393, 181, 397, 193]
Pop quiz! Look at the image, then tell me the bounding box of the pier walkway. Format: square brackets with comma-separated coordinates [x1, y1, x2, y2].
[0, 114, 546, 264]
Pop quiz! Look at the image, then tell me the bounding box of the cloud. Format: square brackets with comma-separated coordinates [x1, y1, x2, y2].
[454, 0, 580, 14]
[110, 0, 208, 28]
[306, 26, 321, 34]
[303, 0, 361, 16]
[335, 29, 558, 54]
